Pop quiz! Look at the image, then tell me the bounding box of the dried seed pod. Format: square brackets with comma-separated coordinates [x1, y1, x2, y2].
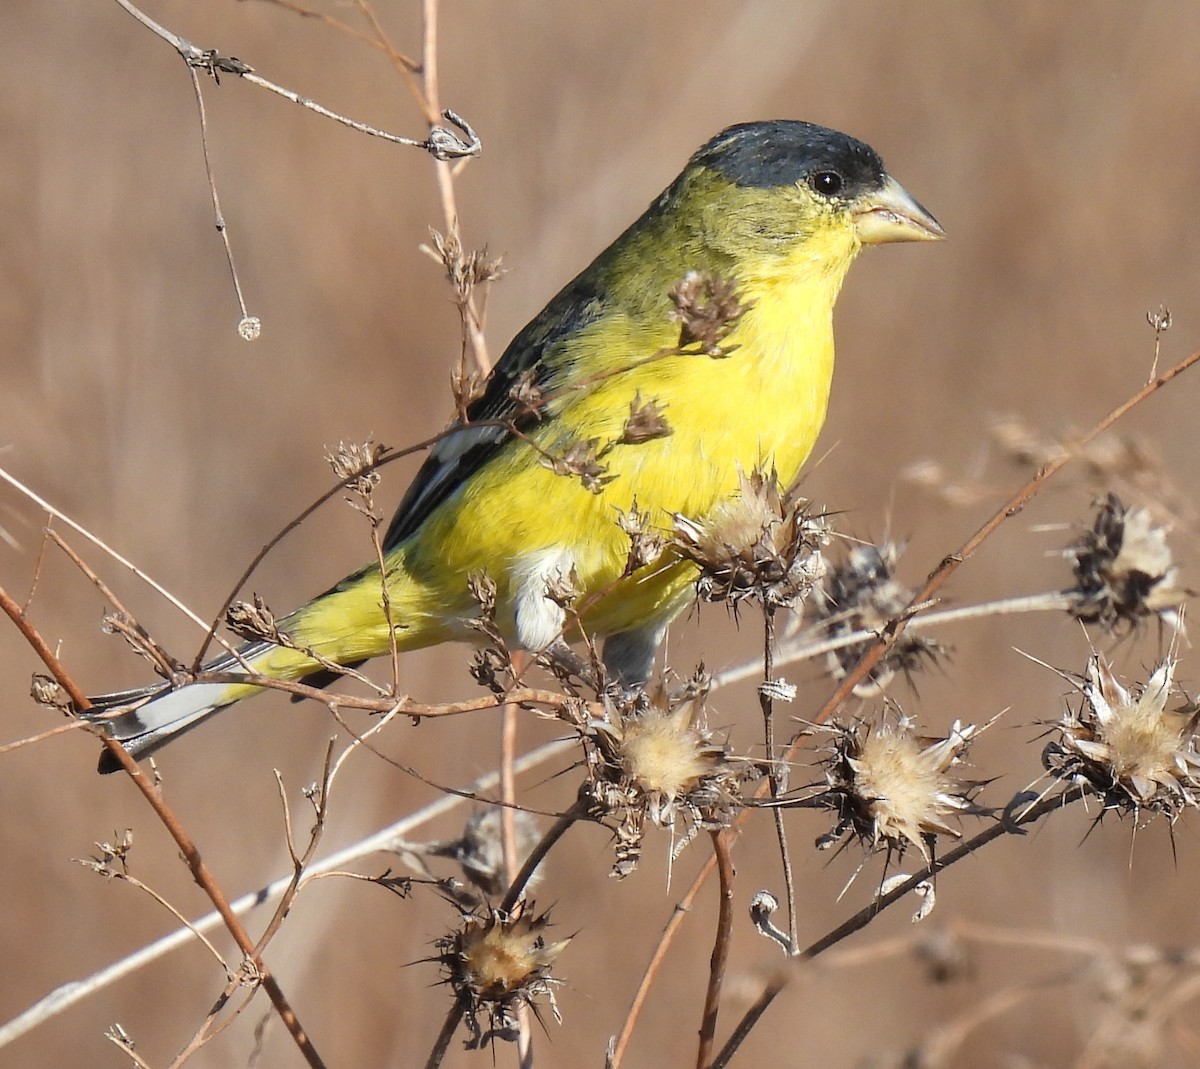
[1043, 654, 1200, 820]
[811, 713, 988, 863]
[578, 678, 764, 876]
[673, 468, 830, 610]
[1066, 493, 1188, 630]
[815, 543, 944, 695]
[435, 900, 569, 1048]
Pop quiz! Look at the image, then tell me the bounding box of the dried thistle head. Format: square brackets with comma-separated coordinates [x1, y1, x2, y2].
[669, 270, 750, 356]
[673, 468, 830, 610]
[576, 677, 763, 876]
[541, 437, 612, 494]
[435, 900, 569, 1047]
[1043, 655, 1200, 820]
[620, 391, 672, 445]
[225, 594, 281, 643]
[816, 542, 944, 695]
[324, 439, 385, 494]
[1066, 493, 1188, 630]
[813, 713, 988, 863]
[616, 499, 666, 577]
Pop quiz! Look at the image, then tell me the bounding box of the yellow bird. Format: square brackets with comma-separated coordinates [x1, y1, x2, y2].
[84, 120, 943, 771]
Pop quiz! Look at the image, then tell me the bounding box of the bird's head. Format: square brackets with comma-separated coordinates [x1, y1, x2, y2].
[665, 120, 944, 289]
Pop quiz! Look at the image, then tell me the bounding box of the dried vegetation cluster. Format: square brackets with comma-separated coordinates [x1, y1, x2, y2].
[7, 5, 1200, 1069]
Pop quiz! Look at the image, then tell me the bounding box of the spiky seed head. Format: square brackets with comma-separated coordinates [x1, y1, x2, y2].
[816, 542, 944, 695]
[436, 901, 569, 1047]
[1066, 493, 1188, 630]
[1043, 655, 1200, 819]
[577, 679, 764, 876]
[673, 468, 830, 610]
[816, 714, 987, 862]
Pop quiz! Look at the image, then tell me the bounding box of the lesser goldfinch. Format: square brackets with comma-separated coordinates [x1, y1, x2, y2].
[85, 120, 943, 771]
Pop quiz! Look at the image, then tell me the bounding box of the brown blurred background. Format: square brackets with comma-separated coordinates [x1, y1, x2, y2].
[4, 3, 1200, 1067]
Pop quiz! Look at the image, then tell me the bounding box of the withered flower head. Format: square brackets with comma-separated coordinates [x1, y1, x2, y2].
[541, 437, 612, 494]
[669, 270, 750, 356]
[1066, 493, 1188, 630]
[816, 542, 944, 696]
[673, 468, 830, 610]
[577, 678, 763, 877]
[1043, 654, 1200, 820]
[324, 439, 384, 494]
[225, 594, 281, 643]
[616, 500, 666, 577]
[435, 900, 569, 1048]
[620, 391, 672, 445]
[813, 713, 988, 863]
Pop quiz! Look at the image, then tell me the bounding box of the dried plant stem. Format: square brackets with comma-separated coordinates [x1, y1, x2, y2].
[0, 463, 209, 631]
[713, 590, 1076, 692]
[803, 344, 1200, 732]
[0, 584, 327, 1069]
[696, 830, 735, 1069]
[425, 993, 468, 1069]
[258, 0, 419, 62]
[186, 62, 255, 332]
[501, 653, 531, 1063]
[418, 0, 490, 374]
[0, 721, 89, 755]
[255, 744, 336, 954]
[111, 0, 477, 158]
[48, 529, 180, 681]
[759, 608, 798, 955]
[196, 670, 570, 717]
[0, 737, 576, 1052]
[709, 787, 1087, 1069]
[609, 851, 717, 1068]
[500, 797, 588, 913]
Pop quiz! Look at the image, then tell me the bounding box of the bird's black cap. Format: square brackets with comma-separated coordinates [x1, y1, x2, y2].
[695, 120, 886, 196]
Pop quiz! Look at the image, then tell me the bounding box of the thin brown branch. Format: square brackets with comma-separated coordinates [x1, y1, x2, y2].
[195, 670, 573, 717]
[111, 0, 478, 160]
[608, 851, 717, 1068]
[499, 797, 588, 914]
[696, 831, 735, 1069]
[255, 0, 421, 69]
[801, 343, 1200, 735]
[20, 524, 52, 614]
[709, 787, 1087, 1069]
[759, 608, 798, 955]
[424, 993, 468, 1069]
[0, 720, 90, 756]
[185, 62, 257, 337]
[48, 529, 181, 681]
[256, 744, 336, 954]
[0, 463, 210, 632]
[0, 583, 328, 1069]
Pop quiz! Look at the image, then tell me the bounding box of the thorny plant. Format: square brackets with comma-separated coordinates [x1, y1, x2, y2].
[7, 7, 1200, 1069]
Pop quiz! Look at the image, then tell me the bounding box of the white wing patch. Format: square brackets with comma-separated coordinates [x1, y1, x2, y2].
[513, 548, 577, 652]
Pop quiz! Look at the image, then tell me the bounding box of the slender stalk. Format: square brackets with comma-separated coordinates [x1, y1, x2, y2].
[0, 585, 328, 1069]
[695, 831, 735, 1069]
[709, 787, 1087, 1069]
[759, 608, 798, 955]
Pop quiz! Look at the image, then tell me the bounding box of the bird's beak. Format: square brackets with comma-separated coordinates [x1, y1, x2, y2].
[853, 174, 945, 244]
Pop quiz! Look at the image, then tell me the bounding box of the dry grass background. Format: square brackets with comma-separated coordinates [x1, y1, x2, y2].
[4, 2, 1200, 1067]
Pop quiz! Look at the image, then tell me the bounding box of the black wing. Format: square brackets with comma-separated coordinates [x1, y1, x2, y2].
[381, 274, 608, 553]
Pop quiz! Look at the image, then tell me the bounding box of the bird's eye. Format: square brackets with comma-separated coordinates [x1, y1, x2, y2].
[809, 170, 844, 197]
